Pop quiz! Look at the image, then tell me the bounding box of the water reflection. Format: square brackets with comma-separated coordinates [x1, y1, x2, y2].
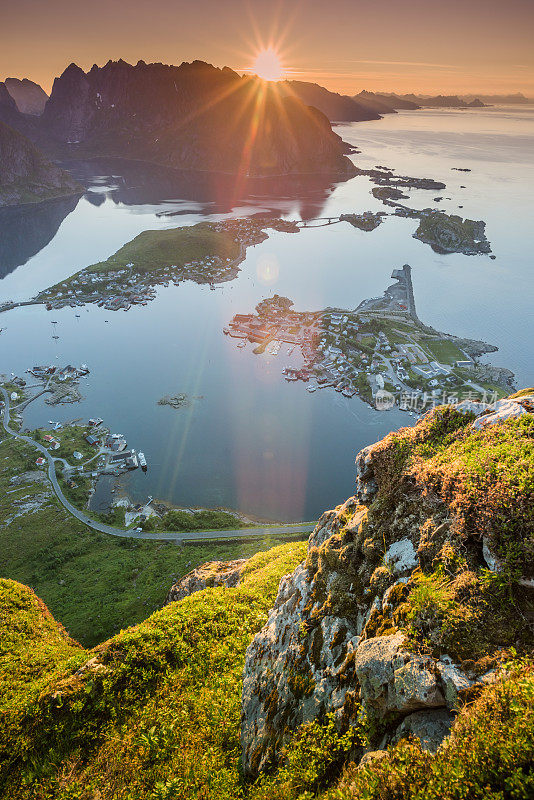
[1, 110, 533, 519]
[0, 194, 80, 278]
[62, 157, 340, 218]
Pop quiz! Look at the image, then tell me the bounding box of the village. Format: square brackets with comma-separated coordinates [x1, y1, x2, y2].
[225, 265, 510, 411]
[1, 366, 148, 518]
[2, 369, 257, 535]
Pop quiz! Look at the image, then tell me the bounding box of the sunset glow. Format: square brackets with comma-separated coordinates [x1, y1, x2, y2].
[253, 49, 284, 82]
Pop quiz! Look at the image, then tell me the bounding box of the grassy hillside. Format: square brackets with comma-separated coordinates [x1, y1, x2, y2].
[0, 398, 532, 799]
[0, 543, 306, 799]
[249, 660, 534, 800]
[0, 579, 81, 711]
[89, 223, 240, 274]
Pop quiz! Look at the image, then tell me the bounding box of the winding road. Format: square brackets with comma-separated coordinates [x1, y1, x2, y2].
[1, 387, 316, 543]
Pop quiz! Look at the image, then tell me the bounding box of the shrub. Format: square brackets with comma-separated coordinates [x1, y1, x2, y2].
[328, 661, 534, 800]
[251, 714, 367, 800]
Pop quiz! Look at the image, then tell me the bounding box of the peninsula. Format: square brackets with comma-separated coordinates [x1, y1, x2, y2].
[225, 264, 513, 408]
[34, 217, 299, 312]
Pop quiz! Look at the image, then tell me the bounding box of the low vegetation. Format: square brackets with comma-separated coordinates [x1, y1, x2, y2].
[88, 223, 240, 275]
[327, 660, 534, 800]
[141, 508, 246, 532]
[0, 399, 532, 799]
[0, 542, 307, 799]
[361, 406, 534, 662]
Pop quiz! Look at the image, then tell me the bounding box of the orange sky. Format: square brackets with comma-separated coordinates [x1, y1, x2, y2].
[2, 0, 534, 97]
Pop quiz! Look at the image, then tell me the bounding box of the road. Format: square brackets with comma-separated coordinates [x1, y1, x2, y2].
[0, 386, 316, 543]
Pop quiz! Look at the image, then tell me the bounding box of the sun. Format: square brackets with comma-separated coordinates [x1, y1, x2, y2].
[253, 48, 284, 82]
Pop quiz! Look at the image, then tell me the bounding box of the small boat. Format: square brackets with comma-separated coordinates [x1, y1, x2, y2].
[237, 341, 246, 348]
[52, 335, 59, 339]
[75, 314, 80, 318]
[307, 385, 317, 393]
[138, 452, 147, 472]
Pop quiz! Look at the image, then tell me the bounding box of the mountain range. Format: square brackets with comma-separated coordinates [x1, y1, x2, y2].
[398, 93, 487, 108]
[2, 59, 531, 209]
[7, 60, 356, 178]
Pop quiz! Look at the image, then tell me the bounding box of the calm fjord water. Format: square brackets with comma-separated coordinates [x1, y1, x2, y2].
[1, 107, 533, 521]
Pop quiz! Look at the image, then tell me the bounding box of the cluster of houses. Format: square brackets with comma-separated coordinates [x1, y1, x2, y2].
[225, 296, 322, 348]
[225, 293, 481, 408]
[34, 218, 298, 315]
[39, 268, 158, 312]
[29, 364, 90, 381]
[38, 226, 244, 313]
[31, 414, 147, 477]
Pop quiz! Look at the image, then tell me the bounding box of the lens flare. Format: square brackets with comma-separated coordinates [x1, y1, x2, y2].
[256, 253, 280, 285]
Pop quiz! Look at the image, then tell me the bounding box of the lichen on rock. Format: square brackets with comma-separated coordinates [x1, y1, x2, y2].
[166, 558, 248, 603]
[241, 396, 534, 777]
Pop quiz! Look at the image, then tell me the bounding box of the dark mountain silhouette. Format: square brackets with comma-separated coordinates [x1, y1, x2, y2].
[38, 60, 355, 177]
[355, 92, 421, 111]
[461, 93, 531, 104]
[0, 120, 81, 206]
[398, 93, 487, 108]
[5, 78, 48, 115]
[279, 81, 380, 121]
[0, 81, 23, 127]
[353, 91, 398, 114]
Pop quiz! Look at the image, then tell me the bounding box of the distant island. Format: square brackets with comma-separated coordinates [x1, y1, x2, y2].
[379, 93, 488, 109]
[33, 217, 299, 313]
[279, 81, 382, 122]
[353, 91, 421, 112]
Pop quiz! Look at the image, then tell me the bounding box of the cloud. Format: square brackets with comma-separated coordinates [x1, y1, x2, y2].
[330, 59, 460, 70]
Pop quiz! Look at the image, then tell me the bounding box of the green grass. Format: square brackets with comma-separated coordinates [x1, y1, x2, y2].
[424, 339, 466, 364]
[88, 223, 240, 275]
[412, 413, 534, 574]
[0, 437, 306, 647]
[364, 406, 534, 661]
[1, 397, 533, 799]
[0, 579, 81, 714]
[143, 508, 248, 532]
[0, 542, 307, 799]
[33, 424, 97, 465]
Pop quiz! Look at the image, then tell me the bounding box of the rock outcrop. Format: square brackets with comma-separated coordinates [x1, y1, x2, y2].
[166, 558, 248, 603]
[0, 121, 81, 207]
[38, 60, 356, 177]
[412, 211, 491, 255]
[241, 399, 533, 776]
